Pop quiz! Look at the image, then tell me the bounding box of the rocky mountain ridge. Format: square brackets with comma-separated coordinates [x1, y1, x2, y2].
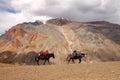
[0, 18, 120, 64]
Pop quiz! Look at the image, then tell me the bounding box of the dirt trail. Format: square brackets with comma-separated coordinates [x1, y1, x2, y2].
[0, 62, 120, 80]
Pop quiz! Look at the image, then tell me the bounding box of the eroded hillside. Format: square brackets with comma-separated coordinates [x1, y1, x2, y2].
[0, 18, 120, 64]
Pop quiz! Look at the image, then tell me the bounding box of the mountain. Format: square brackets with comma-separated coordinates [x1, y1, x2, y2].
[0, 18, 120, 64]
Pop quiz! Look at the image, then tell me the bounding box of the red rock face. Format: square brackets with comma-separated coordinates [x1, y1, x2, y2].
[46, 18, 73, 26]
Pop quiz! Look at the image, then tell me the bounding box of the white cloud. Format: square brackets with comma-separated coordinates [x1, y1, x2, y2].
[0, 11, 31, 33]
[0, 0, 120, 34]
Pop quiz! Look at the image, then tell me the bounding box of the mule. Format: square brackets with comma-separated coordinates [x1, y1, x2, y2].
[35, 53, 55, 65]
[66, 53, 87, 64]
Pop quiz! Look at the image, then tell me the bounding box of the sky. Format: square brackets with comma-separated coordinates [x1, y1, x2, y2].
[0, 0, 120, 34]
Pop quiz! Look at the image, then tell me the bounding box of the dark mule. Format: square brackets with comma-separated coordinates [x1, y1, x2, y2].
[35, 53, 55, 65]
[66, 53, 87, 64]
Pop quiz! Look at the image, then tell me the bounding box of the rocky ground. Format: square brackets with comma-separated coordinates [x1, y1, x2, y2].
[0, 61, 120, 80]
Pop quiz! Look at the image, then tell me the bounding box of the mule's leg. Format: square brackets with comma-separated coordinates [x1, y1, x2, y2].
[48, 60, 50, 65]
[43, 59, 46, 65]
[37, 59, 39, 65]
[72, 59, 75, 64]
[78, 58, 81, 63]
[68, 58, 71, 64]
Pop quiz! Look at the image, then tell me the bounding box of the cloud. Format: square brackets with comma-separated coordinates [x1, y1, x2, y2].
[0, 12, 27, 33]
[0, 0, 120, 34]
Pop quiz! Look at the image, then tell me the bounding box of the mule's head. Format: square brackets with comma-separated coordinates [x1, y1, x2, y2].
[49, 53, 55, 59]
[81, 53, 87, 58]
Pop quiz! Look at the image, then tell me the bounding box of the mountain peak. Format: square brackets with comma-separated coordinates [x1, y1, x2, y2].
[86, 21, 120, 27]
[22, 20, 43, 26]
[87, 21, 110, 24]
[34, 20, 43, 25]
[46, 18, 73, 26]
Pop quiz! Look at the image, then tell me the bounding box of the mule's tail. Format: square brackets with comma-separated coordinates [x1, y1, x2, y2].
[66, 54, 71, 61]
[35, 56, 38, 62]
[66, 56, 69, 61]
